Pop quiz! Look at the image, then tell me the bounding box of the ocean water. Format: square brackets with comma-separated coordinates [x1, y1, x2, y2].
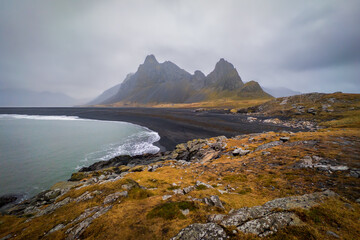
[0, 114, 160, 199]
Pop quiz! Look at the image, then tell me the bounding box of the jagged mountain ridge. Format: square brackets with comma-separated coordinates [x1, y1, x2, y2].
[98, 55, 271, 105]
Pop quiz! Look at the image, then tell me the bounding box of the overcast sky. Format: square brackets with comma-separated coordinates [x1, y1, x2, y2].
[0, 0, 359, 99]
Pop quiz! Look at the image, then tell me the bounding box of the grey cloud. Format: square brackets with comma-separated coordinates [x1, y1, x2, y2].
[0, 0, 359, 99]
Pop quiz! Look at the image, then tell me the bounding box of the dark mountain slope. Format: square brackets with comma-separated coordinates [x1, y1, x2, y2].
[96, 55, 271, 105]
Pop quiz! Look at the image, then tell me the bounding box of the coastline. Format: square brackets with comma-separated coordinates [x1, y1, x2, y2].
[0, 107, 301, 150]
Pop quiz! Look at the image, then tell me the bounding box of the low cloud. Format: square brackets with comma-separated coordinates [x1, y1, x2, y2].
[0, 0, 359, 99]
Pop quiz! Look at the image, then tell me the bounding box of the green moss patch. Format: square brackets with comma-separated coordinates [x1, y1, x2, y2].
[147, 201, 197, 220]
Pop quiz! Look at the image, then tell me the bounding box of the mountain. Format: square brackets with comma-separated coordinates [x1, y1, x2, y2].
[86, 74, 133, 105]
[0, 88, 81, 107]
[96, 55, 271, 106]
[204, 58, 244, 91]
[263, 87, 301, 98]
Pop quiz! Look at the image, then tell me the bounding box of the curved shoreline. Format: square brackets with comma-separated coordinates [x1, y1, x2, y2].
[0, 107, 302, 150]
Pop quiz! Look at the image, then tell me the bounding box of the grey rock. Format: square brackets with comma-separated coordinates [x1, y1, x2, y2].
[326, 230, 340, 238]
[237, 212, 300, 237]
[121, 181, 140, 190]
[48, 223, 65, 234]
[0, 234, 12, 240]
[162, 195, 172, 200]
[75, 191, 94, 203]
[173, 189, 184, 195]
[181, 209, 190, 216]
[183, 186, 195, 194]
[203, 195, 225, 209]
[261, 151, 271, 156]
[255, 141, 283, 152]
[44, 189, 62, 201]
[350, 170, 360, 178]
[209, 190, 336, 237]
[195, 181, 213, 189]
[103, 191, 128, 205]
[72, 206, 101, 223]
[233, 148, 251, 156]
[171, 223, 227, 240]
[98, 174, 106, 180]
[279, 137, 290, 142]
[36, 197, 72, 217]
[66, 205, 112, 240]
[307, 108, 317, 115]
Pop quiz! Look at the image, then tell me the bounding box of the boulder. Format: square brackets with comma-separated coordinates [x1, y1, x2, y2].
[233, 148, 251, 156]
[203, 195, 224, 209]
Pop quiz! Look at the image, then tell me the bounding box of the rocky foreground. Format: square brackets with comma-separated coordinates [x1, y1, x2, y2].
[1, 128, 359, 239]
[0, 92, 359, 240]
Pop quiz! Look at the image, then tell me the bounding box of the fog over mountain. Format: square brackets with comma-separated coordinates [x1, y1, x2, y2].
[0, 89, 84, 107]
[0, 1, 359, 99]
[262, 87, 302, 98]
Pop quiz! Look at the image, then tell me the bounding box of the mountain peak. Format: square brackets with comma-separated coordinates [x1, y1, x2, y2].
[205, 58, 244, 91]
[215, 58, 234, 70]
[144, 54, 158, 64]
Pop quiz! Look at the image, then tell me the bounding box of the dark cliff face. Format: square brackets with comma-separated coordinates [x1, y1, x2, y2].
[205, 58, 244, 91]
[100, 55, 269, 105]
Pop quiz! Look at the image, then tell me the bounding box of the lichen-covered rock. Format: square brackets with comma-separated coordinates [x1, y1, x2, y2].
[66, 205, 112, 240]
[103, 191, 128, 205]
[203, 195, 225, 209]
[255, 141, 283, 152]
[183, 186, 195, 194]
[195, 181, 213, 189]
[171, 223, 227, 240]
[36, 197, 72, 217]
[237, 212, 301, 237]
[232, 148, 251, 156]
[209, 190, 336, 237]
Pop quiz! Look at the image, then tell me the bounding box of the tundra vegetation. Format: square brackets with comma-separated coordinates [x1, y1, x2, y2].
[0, 93, 359, 239]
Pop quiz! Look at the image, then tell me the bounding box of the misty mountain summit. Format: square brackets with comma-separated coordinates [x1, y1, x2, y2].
[205, 58, 244, 91]
[95, 55, 271, 105]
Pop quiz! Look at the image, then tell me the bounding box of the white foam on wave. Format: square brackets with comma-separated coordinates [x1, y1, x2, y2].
[0, 114, 81, 121]
[83, 130, 161, 165]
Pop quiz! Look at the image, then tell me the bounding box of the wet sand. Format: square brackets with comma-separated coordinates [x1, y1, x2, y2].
[0, 107, 298, 150]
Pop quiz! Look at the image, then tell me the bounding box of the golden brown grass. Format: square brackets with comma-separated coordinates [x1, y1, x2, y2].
[1, 120, 359, 239]
[93, 97, 271, 110]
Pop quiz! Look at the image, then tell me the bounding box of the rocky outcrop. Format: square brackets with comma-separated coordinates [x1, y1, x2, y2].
[293, 155, 350, 172]
[208, 190, 336, 237]
[173, 191, 336, 238]
[171, 223, 227, 240]
[65, 205, 112, 240]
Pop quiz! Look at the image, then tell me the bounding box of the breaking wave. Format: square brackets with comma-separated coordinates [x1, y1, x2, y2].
[0, 114, 81, 121]
[81, 130, 160, 167]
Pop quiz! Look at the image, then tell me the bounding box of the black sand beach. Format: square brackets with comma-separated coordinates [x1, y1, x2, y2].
[0, 107, 298, 150]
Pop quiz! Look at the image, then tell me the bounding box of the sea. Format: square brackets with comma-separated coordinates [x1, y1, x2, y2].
[0, 114, 160, 200]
